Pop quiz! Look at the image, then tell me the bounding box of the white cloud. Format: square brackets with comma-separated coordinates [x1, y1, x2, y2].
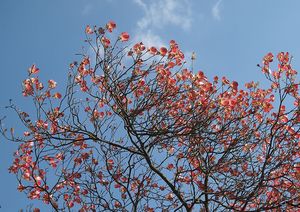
[132, 30, 166, 48]
[134, 0, 192, 31]
[131, 0, 193, 49]
[130, 0, 197, 71]
[212, 0, 223, 21]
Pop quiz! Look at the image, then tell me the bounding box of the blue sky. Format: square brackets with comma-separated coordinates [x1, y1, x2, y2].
[1, 0, 300, 210]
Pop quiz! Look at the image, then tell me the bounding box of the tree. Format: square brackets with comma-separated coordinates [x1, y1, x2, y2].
[2, 21, 300, 211]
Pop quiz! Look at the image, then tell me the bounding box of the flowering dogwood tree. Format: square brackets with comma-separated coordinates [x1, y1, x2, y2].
[2, 21, 300, 211]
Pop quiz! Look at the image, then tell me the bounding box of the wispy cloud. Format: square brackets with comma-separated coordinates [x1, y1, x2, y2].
[134, 0, 193, 31]
[132, 0, 193, 48]
[212, 0, 223, 21]
[132, 30, 165, 48]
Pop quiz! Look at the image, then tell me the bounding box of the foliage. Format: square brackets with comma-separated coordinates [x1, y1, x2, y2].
[2, 21, 300, 211]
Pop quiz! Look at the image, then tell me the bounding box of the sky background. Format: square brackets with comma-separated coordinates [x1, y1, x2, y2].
[1, 0, 300, 210]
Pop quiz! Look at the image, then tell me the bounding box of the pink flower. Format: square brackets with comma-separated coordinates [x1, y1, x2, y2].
[120, 32, 130, 42]
[28, 64, 39, 75]
[48, 80, 57, 89]
[167, 163, 174, 170]
[23, 79, 34, 96]
[85, 25, 93, 34]
[53, 92, 62, 99]
[101, 37, 111, 48]
[149, 47, 158, 55]
[133, 42, 146, 54]
[160, 47, 168, 56]
[106, 21, 116, 32]
[231, 81, 238, 90]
